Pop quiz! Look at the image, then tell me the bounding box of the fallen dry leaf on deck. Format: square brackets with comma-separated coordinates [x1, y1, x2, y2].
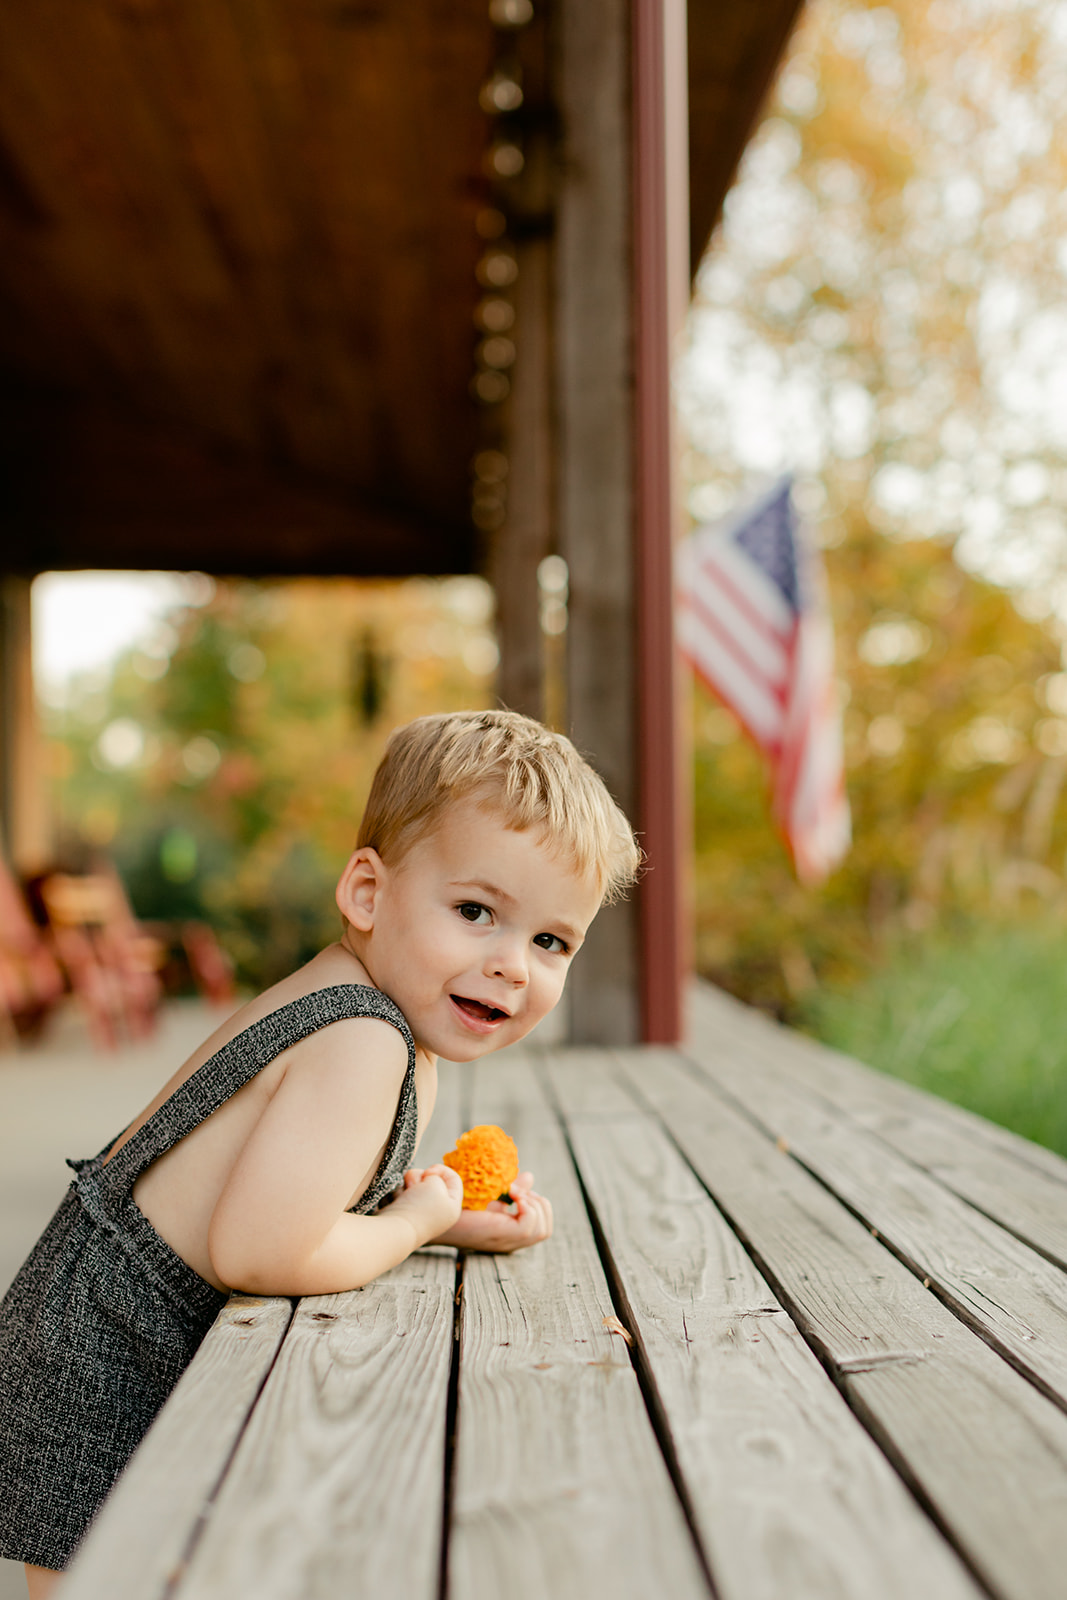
[602, 1315, 633, 1345]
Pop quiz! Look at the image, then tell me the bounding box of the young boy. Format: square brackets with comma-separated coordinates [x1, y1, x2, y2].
[0, 709, 640, 1598]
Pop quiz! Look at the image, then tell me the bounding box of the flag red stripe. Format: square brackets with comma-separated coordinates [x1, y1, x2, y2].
[696, 546, 792, 651]
[684, 590, 790, 709]
[679, 485, 851, 885]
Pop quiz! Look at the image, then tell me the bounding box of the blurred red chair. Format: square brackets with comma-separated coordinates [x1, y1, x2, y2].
[181, 921, 236, 1007]
[37, 870, 164, 1048]
[96, 866, 235, 1007]
[0, 857, 65, 1045]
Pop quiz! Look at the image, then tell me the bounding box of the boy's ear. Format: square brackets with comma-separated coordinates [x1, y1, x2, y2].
[336, 847, 386, 931]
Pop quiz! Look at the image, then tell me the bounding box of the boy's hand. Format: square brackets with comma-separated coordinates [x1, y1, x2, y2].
[428, 1171, 553, 1253]
[388, 1165, 464, 1247]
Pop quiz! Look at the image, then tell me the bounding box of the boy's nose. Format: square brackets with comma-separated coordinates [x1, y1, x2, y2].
[488, 940, 528, 986]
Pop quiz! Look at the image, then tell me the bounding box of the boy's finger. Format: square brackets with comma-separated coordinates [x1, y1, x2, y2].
[514, 1194, 544, 1229]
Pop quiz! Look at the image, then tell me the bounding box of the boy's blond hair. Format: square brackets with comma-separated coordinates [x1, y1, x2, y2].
[358, 710, 640, 904]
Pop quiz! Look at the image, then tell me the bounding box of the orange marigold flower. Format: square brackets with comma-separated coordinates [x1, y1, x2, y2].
[442, 1124, 520, 1210]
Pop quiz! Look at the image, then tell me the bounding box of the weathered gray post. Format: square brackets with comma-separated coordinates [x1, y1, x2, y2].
[556, 0, 688, 1044]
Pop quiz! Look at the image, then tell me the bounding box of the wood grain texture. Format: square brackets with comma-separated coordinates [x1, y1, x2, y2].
[679, 1029, 1067, 1408]
[622, 1046, 1067, 1600]
[489, 231, 552, 724]
[0, 1, 799, 577]
[691, 982, 1067, 1188]
[169, 1251, 456, 1600]
[691, 984, 1067, 1271]
[686, 0, 805, 274]
[0, 0, 489, 568]
[547, 1051, 982, 1600]
[448, 1050, 710, 1600]
[61, 1294, 294, 1600]
[556, 0, 639, 1045]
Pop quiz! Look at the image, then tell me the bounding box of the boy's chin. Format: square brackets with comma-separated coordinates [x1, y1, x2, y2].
[426, 1014, 540, 1062]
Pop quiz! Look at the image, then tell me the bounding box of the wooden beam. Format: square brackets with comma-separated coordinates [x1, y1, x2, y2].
[0, 575, 49, 871]
[686, 0, 805, 277]
[490, 15, 556, 725]
[0, 388, 476, 579]
[555, 0, 639, 1046]
[490, 233, 552, 722]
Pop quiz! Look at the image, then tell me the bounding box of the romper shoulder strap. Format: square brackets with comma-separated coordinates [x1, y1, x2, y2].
[99, 984, 416, 1195]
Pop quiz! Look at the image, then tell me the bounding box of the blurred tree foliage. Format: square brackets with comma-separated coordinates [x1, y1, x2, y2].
[44, 577, 498, 990]
[684, 0, 1067, 1013]
[694, 531, 1065, 1009]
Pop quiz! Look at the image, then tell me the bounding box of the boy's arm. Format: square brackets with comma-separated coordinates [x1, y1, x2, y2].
[207, 1018, 461, 1296]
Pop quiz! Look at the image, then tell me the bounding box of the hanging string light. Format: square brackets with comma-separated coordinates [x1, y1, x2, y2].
[488, 0, 532, 25]
[471, 450, 509, 534]
[469, 0, 535, 542]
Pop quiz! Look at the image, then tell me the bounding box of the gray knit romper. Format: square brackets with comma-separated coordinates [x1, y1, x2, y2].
[0, 984, 418, 1571]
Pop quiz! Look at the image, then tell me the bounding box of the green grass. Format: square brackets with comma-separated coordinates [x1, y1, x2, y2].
[800, 924, 1067, 1158]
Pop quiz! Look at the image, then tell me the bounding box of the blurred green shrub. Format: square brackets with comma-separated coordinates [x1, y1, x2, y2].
[800, 921, 1067, 1157]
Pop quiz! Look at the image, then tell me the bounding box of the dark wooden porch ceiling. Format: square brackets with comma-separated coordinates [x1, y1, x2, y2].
[0, 0, 802, 579]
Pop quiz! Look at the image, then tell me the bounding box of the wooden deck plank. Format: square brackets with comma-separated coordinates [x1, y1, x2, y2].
[448, 1049, 710, 1600]
[692, 982, 1067, 1192]
[692, 986, 1067, 1271]
[862, 1115, 1067, 1271]
[168, 1251, 457, 1599]
[61, 1294, 294, 1600]
[621, 1045, 1067, 1600]
[678, 1030, 1067, 1410]
[160, 1057, 466, 1599]
[545, 1050, 983, 1600]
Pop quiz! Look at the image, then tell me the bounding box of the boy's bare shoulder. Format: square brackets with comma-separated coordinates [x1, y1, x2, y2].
[197, 944, 392, 1047]
[278, 1007, 409, 1088]
[146, 946, 404, 1109]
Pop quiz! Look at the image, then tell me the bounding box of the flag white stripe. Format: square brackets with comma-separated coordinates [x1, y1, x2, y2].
[690, 533, 796, 635]
[679, 481, 851, 885]
[679, 607, 785, 748]
[689, 562, 792, 685]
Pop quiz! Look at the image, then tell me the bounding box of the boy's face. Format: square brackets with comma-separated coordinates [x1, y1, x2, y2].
[341, 798, 602, 1060]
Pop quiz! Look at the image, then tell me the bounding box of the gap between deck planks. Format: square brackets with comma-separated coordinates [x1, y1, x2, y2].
[680, 1010, 1067, 1410]
[690, 982, 1067, 1267]
[450, 1047, 710, 1600]
[63, 1002, 1067, 1600]
[161, 1059, 469, 1600]
[61, 1047, 710, 1600]
[607, 1035, 1067, 1600]
[541, 1047, 982, 1600]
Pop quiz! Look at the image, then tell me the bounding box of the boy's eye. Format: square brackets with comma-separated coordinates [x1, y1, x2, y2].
[457, 902, 491, 924]
[533, 932, 568, 954]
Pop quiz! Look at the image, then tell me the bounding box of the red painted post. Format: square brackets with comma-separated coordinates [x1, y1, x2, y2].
[632, 0, 690, 1042]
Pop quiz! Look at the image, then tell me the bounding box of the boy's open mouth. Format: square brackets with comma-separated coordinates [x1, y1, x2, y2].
[451, 995, 509, 1024]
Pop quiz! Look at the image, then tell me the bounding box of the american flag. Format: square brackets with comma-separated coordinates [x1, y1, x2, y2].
[678, 477, 851, 884]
